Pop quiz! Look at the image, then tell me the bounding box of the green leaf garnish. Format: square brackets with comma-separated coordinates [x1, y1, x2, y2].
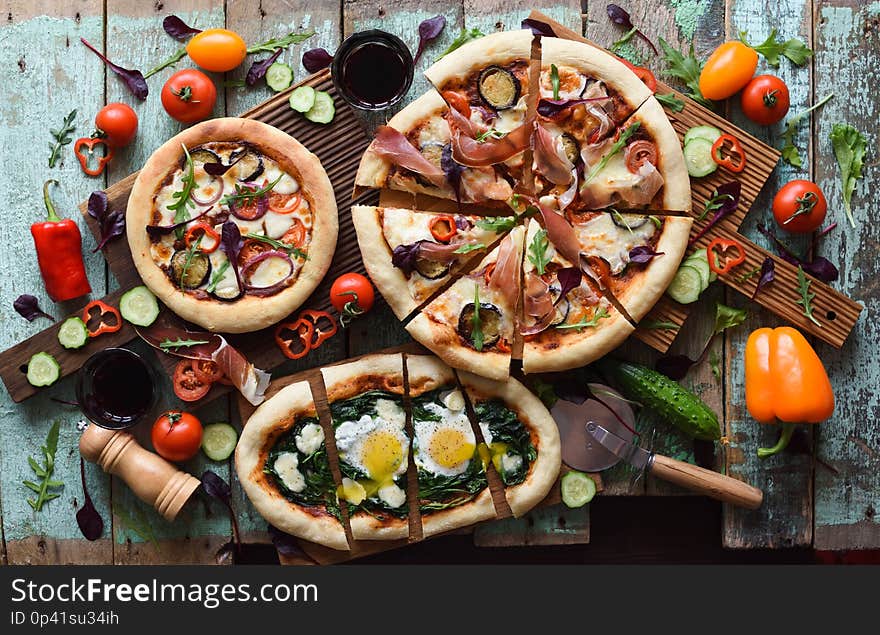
[144, 46, 187, 78]
[475, 128, 507, 143]
[159, 337, 211, 350]
[48, 109, 77, 168]
[583, 121, 640, 184]
[178, 233, 203, 293]
[436, 28, 485, 61]
[527, 229, 551, 275]
[555, 306, 611, 330]
[639, 320, 681, 330]
[655, 93, 685, 112]
[709, 350, 721, 381]
[471, 286, 484, 351]
[454, 242, 486, 254]
[658, 38, 713, 108]
[610, 26, 639, 53]
[737, 265, 761, 283]
[475, 216, 517, 232]
[222, 174, 284, 208]
[778, 93, 833, 167]
[550, 63, 560, 100]
[206, 260, 231, 294]
[167, 144, 197, 238]
[739, 29, 813, 67]
[699, 189, 736, 221]
[246, 31, 315, 55]
[713, 303, 748, 335]
[796, 265, 821, 326]
[829, 123, 866, 228]
[245, 232, 308, 260]
[23, 420, 62, 512]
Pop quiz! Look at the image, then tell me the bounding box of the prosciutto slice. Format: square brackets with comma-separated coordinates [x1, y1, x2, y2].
[372, 126, 447, 187]
[582, 81, 615, 142]
[137, 324, 270, 406]
[537, 203, 581, 266]
[579, 160, 664, 208]
[521, 273, 556, 336]
[489, 232, 523, 309]
[533, 123, 574, 185]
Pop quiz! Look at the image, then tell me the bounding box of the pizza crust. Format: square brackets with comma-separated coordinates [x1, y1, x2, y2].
[458, 371, 561, 517]
[127, 117, 338, 333]
[235, 380, 349, 551]
[424, 29, 534, 89]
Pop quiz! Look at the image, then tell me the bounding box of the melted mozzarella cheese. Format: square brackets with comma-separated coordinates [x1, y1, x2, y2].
[418, 114, 451, 146]
[274, 452, 306, 493]
[375, 398, 406, 429]
[539, 65, 587, 99]
[573, 213, 658, 274]
[382, 208, 434, 247]
[273, 173, 300, 194]
[247, 255, 293, 288]
[377, 484, 407, 508]
[263, 210, 296, 239]
[295, 423, 324, 455]
[493, 95, 527, 133]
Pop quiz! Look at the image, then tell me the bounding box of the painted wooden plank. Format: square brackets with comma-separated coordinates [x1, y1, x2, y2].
[0, 1, 113, 565]
[812, 0, 880, 551]
[722, 0, 814, 549]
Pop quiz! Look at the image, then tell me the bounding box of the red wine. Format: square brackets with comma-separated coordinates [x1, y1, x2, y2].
[333, 30, 413, 110]
[77, 349, 155, 429]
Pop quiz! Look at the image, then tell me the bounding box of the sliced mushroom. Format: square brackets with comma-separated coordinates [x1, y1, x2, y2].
[478, 66, 520, 111]
[414, 258, 450, 280]
[458, 302, 502, 349]
[170, 249, 211, 289]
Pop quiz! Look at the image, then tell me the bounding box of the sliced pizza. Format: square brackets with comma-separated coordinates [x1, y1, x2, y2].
[405, 227, 524, 381]
[351, 205, 515, 319]
[405, 355, 497, 537]
[457, 370, 561, 517]
[321, 355, 410, 541]
[235, 380, 348, 551]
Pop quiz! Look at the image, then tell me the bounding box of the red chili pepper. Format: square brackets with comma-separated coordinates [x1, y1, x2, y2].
[441, 90, 471, 118]
[274, 318, 314, 360]
[74, 137, 114, 177]
[483, 262, 497, 286]
[184, 223, 220, 253]
[711, 134, 746, 173]
[617, 57, 657, 92]
[82, 299, 122, 337]
[300, 310, 338, 349]
[429, 215, 457, 242]
[707, 238, 747, 275]
[30, 180, 92, 302]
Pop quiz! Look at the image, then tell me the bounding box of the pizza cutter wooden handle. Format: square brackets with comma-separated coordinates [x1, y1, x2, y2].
[650, 454, 763, 510]
[79, 423, 202, 521]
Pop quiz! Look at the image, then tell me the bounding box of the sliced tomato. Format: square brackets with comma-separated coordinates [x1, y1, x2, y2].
[192, 359, 223, 384]
[281, 219, 307, 248]
[268, 191, 301, 214]
[173, 359, 211, 402]
[238, 239, 272, 267]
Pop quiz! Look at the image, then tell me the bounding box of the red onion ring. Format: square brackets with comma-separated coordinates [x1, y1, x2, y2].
[240, 249, 294, 294]
[230, 194, 269, 221]
[190, 176, 224, 206]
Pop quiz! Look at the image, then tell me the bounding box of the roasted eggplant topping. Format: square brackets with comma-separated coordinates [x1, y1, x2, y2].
[414, 258, 450, 280]
[420, 141, 445, 169]
[560, 134, 580, 165]
[229, 146, 264, 182]
[550, 298, 571, 326]
[170, 249, 211, 289]
[189, 147, 221, 165]
[458, 302, 502, 349]
[611, 213, 650, 230]
[478, 66, 520, 111]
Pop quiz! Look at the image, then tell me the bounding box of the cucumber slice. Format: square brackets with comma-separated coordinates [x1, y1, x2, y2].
[288, 85, 316, 113]
[26, 352, 60, 387]
[57, 316, 89, 349]
[265, 62, 293, 92]
[119, 285, 160, 327]
[666, 265, 704, 304]
[687, 249, 717, 283]
[304, 91, 335, 124]
[683, 138, 718, 178]
[561, 471, 597, 508]
[201, 423, 239, 461]
[683, 125, 722, 146]
[684, 254, 711, 291]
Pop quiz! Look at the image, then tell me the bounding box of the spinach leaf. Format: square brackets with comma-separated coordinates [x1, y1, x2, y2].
[418, 460, 487, 512]
[329, 390, 402, 424]
[475, 400, 536, 486]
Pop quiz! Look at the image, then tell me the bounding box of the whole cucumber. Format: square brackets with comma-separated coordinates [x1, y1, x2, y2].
[597, 359, 721, 441]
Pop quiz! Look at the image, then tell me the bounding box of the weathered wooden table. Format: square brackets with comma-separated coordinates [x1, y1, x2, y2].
[1, 0, 876, 564]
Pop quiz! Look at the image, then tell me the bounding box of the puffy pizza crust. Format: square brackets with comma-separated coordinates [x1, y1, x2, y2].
[127, 117, 338, 333]
[235, 380, 349, 551]
[424, 29, 534, 90]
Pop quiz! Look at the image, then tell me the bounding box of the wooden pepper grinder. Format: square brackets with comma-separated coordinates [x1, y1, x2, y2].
[79, 423, 202, 521]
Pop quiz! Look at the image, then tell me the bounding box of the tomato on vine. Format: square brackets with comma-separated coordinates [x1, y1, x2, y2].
[330, 273, 374, 326]
[741, 75, 790, 125]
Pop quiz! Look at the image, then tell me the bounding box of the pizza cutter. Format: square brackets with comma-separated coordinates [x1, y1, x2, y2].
[585, 421, 764, 510]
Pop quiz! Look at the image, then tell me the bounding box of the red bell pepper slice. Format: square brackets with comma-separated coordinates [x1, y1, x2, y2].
[300, 310, 338, 349]
[184, 223, 220, 253]
[711, 134, 747, 173]
[82, 299, 122, 337]
[274, 318, 314, 360]
[429, 215, 457, 242]
[74, 137, 114, 177]
[707, 238, 747, 275]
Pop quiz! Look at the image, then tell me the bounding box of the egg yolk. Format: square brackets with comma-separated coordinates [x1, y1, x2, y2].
[362, 431, 403, 482]
[428, 429, 475, 468]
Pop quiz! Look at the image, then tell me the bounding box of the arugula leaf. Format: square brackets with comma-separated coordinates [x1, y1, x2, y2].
[246, 31, 314, 55]
[550, 63, 560, 100]
[435, 28, 484, 61]
[48, 109, 77, 168]
[527, 229, 551, 275]
[453, 242, 485, 254]
[475, 128, 506, 143]
[529, 378, 558, 408]
[739, 29, 812, 67]
[610, 26, 639, 53]
[471, 286, 484, 351]
[167, 144, 197, 238]
[699, 188, 736, 221]
[658, 38, 712, 108]
[206, 260, 231, 294]
[113, 502, 158, 546]
[555, 306, 611, 330]
[778, 93, 834, 167]
[796, 265, 821, 326]
[144, 46, 187, 78]
[24, 421, 63, 512]
[178, 234, 203, 293]
[829, 123, 866, 228]
[475, 216, 516, 232]
[584, 121, 641, 184]
[713, 303, 748, 335]
[655, 93, 685, 112]
[639, 319, 681, 330]
[245, 233, 308, 260]
[222, 174, 284, 208]
[159, 337, 210, 350]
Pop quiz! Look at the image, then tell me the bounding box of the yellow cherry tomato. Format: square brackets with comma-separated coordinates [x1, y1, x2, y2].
[186, 28, 247, 72]
[698, 41, 758, 101]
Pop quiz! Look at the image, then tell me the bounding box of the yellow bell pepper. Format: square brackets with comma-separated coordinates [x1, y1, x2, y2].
[745, 327, 834, 458]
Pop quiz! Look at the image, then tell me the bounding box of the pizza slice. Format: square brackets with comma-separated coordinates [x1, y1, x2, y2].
[406, 355, 497, 537]
[235, 380, 348, 551]
[355, 30, 534, 204]
[520, 219, 635, 374]
[457, 370, 561, 517]
[352, 205, 516, 319]
[406, 227, 525, 381]
[321, 355, 410, 541]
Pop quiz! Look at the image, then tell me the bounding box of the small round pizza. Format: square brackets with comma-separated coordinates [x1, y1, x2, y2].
[127, 117, 337, 333]
[235, 380, 348, 551]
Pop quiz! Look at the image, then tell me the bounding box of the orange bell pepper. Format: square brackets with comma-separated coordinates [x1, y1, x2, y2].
[745, 327, 834, 458]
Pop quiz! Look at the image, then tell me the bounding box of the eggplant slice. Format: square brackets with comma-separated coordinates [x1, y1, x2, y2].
[414, 258, 450, 280]
[189, 147, 221, 165]
[478, 66, 520, 111]
[171, 249, 211, 289]
[611, 213, 650, 230]
[229, 146, 264, 182]
[458, 302, 502, 349]
[560, 134, 580, 165]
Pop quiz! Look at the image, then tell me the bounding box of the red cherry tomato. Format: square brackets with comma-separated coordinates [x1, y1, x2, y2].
[94, 102, 138, 148]
[772, 180, 827, 233]
[330, 273, 375, 314]
[161, 69, 217, 123]
[741, 75, 790, 125]
[151, 410, 203, 463]
[172, 359, 212, 402]
[186, 29, 247, 73]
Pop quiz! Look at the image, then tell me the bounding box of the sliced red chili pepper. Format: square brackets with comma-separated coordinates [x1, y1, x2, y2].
[711, 134, 747, 173]
[82, 299, 122, 337]
[707, 238, 747, 275]
[274, 318, 314, 360]
[496, 338, 512, 353]
[300, 309, 338, 349]
[429, 215, 457, 242]
[483, 262, 497, 286]
[441, 90, 471, 119]
[74, 137, 114, 177]
[184, 222, 220, 252]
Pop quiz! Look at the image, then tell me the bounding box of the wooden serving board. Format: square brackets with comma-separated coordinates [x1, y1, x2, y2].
[235, 345, 596, 565]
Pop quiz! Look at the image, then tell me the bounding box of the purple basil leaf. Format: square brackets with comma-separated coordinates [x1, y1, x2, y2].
[414, 15, 447, 65]
[655, 354, 696, 380]
[87, 190, 108, 221]
[537, 97, 610, 118]
[751, 257, 775, 299]
[629, 245, 665, 264]
[93, 210, 125, 252]
[521, 18, 556, 37]
[391, 242, 423, 275]
[76, 458, 104, 541]
[14, 294, 54, 322]
[555, 267, 582, 302]
[302, 47, 334, 73]
[163, 14, 202, 40]
[221, 221, 244, 292]
[441, 144, 464, 207]
[80, 38, 148, 100]
[689, 181, 741, 246]
[268, 524, 307, 558]
[803, 256, 839, 283]
[201, 470, 231, 502]
[606, 4, 634, 28]
[246, 48, 284, 86]
[455, 216, 473, 230]
[756, 223, 799, 264]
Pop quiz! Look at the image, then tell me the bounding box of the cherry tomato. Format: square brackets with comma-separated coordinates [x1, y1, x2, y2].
[698, 41, 758, 101]
[772, 180, 827, 233]
[330, 273, 374, 313]
[94, 102, 138, 148]
[161, 69, 217, 123]
[741, 75, 790, 125]
[151, 410, 203, 463]
[172, 359, 212, 402]
[186, 28, 247, 72]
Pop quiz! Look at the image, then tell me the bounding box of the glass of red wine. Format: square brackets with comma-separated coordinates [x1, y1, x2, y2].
[76, 348, 157, 430]
[331, 29, 414, 110]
